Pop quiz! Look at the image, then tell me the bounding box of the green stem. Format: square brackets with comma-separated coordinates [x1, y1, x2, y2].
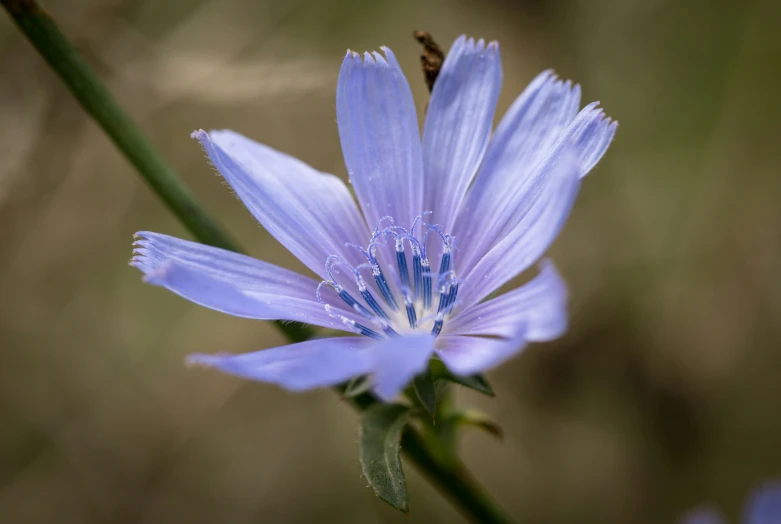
[401, 430, 513, 524]
[347, 390, 513, 523]
[0, 0, 312, 343]
[3, 0, 237, 253]
[2, 2, 513, 522]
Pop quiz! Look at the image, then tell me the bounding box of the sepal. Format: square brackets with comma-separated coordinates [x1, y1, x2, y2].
[448, 409, 504, 440]
[412, 370, 437, 421]
[429, 359, 495, 396]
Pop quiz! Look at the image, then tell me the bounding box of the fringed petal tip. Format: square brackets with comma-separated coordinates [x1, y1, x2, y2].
[569, 102, 618, 174]
[193, 129, 252, 144]
[130, 246, 173, 284]
[190, 130, 216, 163]
[128, 254, 144, 270]
[129, 232, 151, 272]
[579, 100, 618, 125]
[129, 231, 167, 276]
[130, 233, 192, 286]
[343, 50, 362, 65]
[342, 48, 397, 67]
[525, 70, 583, 101]
[454, 34, 500, 55]
[131, 231, 150, 247]
[190, 129, 208, 141]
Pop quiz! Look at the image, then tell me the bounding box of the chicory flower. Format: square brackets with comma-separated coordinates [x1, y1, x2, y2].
[131, 35, 616, 400]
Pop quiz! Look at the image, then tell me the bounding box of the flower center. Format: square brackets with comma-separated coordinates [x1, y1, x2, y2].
[317, 213, 459, 339]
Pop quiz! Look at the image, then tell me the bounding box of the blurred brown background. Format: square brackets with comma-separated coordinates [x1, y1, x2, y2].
[1, 0, 780, 522]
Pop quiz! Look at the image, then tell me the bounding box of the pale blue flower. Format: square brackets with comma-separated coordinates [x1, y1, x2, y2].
[131, 36, 616, 401]
[681, 480, 781, 524]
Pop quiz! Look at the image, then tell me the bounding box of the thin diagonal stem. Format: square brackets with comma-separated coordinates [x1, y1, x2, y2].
[1, 0, 310, 342]
[1, 2, 514, 522]
[347, 390, 513, 523]
[2, 0, 237, 253]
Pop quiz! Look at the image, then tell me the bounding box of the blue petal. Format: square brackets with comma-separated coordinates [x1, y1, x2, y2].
[457, 144, 582, 309]
[743, 480, 781, 524]
[453, 70, 580, 275]
[573, 104, 618, 175]
[132, 232, 363, 332]
[454, 76, 615, 277]
[188, 337, 375, 391]
[189, 333, 435, 399]
[336, 48, 424, 229]
[434, 330, 528, 377]
[371, 333, 436, 401]
[444, 260, 567, 342]
[192, 130, 369, 278]
[422, 36, 502, 233]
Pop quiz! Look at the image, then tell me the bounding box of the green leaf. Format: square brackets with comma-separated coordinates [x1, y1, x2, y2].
[359, 404, 413, 513]
[429, 360, 495, 397]
[450, 409, 504, 440]
[413, 372, 437, 421]
[342, 375, 372, 398]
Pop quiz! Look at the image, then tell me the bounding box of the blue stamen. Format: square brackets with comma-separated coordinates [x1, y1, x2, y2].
[317, 280, 374, 320]
[421, 223, 444, 261]
[394, 234, 423, 300]
[344, 242, 371, 261]
[396, 239, 411, 290]
[324, 256, 374, 318]
[325, 255, 345, 281]
[438, 252, 451, 276]
[435, 273, 458, 314]
[322, 304, 385, 341]
[422, 226, 453, 280]
[443, 282, 459, 311]
[337, 288, 373, 319]
[436, 284, 449, 314]
[374, 266, 399, 311]
[352, 266, 390, 321]
[360, 289, 389, 321]
[432, 275, 458, 337]
[422, 259, 432, 310]
[373, 216, 395, 237]
[354, 322, 384, 340]
[406, 304, 417, 328]
[412, 251, 423, 300]
[350, 241, 399, 312]
[320, 214, 460, 341]
[431, 316, 444, 337]
[383, 325, 401, 338]
[410, 211, 432, 237]
[432, 285, 457, 337]
[404, 290, 418, 328]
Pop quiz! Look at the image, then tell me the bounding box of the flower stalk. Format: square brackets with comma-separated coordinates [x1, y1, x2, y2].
[1, 2, 514, 522]
[0, 0, 312, 344]
[1, 0, 237, 253]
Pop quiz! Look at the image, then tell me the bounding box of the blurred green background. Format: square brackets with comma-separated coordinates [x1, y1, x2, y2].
[1, 0, 780, 522]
